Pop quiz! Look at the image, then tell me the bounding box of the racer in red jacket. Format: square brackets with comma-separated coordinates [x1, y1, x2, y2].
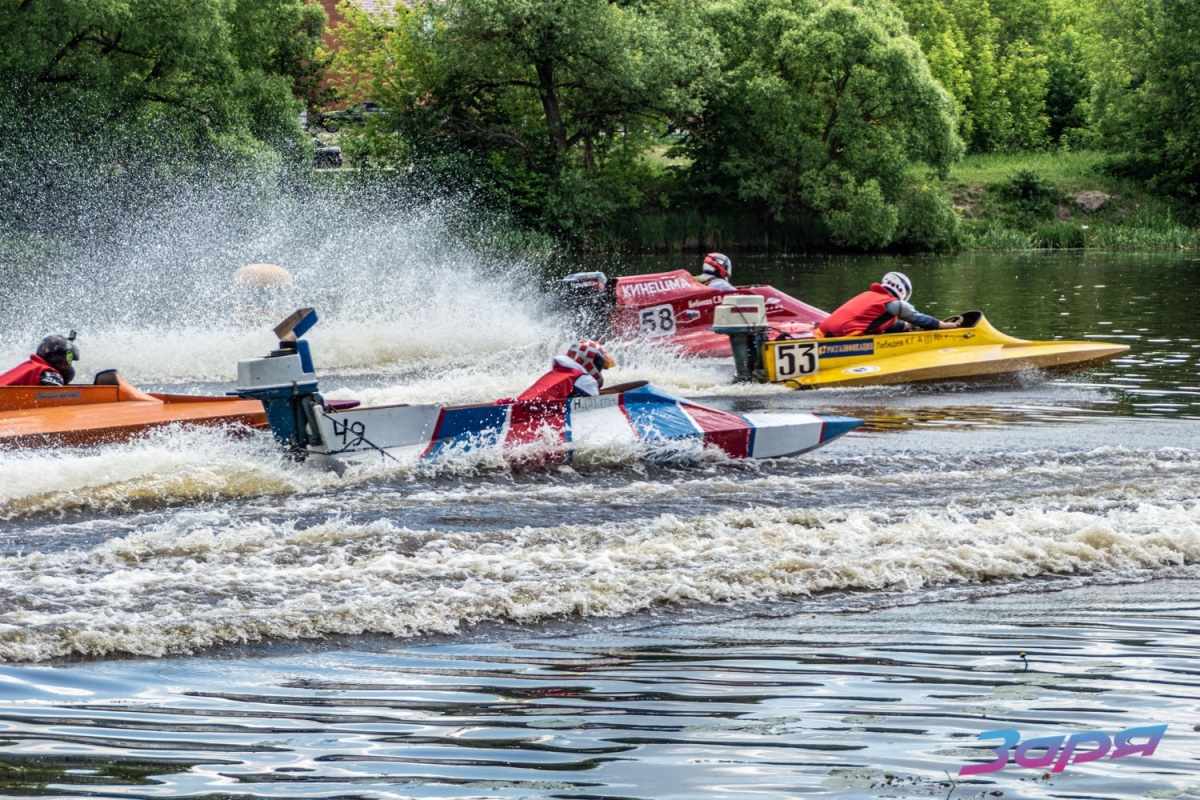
[695, 252, 735, 293]
[516, 339, 616, 402]
[818, 271, 960, 337]
[0, 334, 80, 386]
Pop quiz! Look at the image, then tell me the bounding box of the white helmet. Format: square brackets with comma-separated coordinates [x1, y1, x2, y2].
[880, 271, 912, 301]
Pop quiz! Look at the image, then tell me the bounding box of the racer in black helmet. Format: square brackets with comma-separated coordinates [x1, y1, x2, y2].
[0, 333, 80, 386]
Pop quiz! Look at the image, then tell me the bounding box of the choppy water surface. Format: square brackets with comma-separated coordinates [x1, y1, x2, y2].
[1, 199, 1198, 799]
[0, 581, 1197, 800]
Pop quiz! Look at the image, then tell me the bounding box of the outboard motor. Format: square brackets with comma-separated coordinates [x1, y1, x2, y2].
[554, 271, 615, 339]
[711, 295, 770, 382]
[234, 308, 323, 453]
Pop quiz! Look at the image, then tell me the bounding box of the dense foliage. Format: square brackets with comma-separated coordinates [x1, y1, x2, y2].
[0, 0, 327, 241]
[328, 0, 1198, 249]
[333, 0, 713, 234]
[680, 0, 963, 249]
[0, 0, 1196, 252]
[1086, 0, 1200, 200]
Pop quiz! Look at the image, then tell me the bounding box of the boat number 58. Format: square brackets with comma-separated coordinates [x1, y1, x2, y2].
[639, 304, 677, 338]
[772, 341, 819, 379]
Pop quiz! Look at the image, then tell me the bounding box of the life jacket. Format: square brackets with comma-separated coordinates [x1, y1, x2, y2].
[817, 285, 898, 337]
[696, 274, 735, 293]
[517, 361, 587, 402]
[0, 354, 61, 386]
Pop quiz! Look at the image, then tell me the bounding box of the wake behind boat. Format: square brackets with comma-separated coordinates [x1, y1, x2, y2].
[235, 309, 862, 467]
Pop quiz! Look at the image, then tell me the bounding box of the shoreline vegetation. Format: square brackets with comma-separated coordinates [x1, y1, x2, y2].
[589, 150, 1199, 254]
[300, 148, 1200, 256]
[2, 0, 1198, 260]
[949, 153, 1199, 252]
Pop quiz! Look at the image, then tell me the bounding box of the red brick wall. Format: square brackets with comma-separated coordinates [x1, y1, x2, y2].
[312, 0, 348, 110]
[310, 0, 401, 111]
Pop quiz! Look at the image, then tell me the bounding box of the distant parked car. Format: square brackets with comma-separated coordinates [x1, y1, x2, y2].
[317, 101, 387, 132]
[312, 138, 342, 168]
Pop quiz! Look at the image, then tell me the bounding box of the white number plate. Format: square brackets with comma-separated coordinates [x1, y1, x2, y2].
[771, 341, 819, 380]
[639, 304, 678, 338]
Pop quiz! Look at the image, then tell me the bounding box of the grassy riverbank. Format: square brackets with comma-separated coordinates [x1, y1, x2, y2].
[589, 151, 1199, 254]
[946, 151, 1200, 250]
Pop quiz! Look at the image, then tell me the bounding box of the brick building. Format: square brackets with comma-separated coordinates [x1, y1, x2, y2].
[311, 0, 399, 110]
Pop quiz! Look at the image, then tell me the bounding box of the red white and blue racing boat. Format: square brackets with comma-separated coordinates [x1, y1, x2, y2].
[235, 310, 861, 468]
[557, 269, 828, 357]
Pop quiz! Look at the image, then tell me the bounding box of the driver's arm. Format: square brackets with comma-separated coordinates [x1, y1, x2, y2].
[888, 300, 959, 331]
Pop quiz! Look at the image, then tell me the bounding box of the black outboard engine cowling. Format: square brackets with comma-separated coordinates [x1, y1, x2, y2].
[554, 271, 616, 340]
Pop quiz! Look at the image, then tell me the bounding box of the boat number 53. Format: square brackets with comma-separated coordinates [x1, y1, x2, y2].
[639, 304, 677, 338]
[772, 341, 819, 379]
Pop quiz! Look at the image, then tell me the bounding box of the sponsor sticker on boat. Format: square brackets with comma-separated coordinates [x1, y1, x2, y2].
[819, 341, 876, 358]
[877, 336, 918, 349]
[618, 276, 694, 300]
[571, 393, 622, 412]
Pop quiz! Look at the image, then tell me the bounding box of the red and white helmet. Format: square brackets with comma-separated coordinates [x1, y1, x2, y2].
[564, 339, 615, 380]
[702, 252, 732, 281]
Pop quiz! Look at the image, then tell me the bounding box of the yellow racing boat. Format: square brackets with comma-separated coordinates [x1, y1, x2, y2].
[747, 310, 1130, 389]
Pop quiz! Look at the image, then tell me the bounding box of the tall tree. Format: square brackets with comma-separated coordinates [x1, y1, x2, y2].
[1086, 0, 1200, 199]
[892, 0, 1051, 153]
[682, 0, 963, 249]
[0, 0, 328, 238]
[0, 0, 324, 145]
[333, 0, 714, 232]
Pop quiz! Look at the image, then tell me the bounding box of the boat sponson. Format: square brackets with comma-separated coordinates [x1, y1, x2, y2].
[796, 341, 1130, 388]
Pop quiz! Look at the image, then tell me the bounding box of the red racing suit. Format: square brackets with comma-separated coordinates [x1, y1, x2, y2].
[0, 355, 64, 386]
[818, 285, 898, 337]
[517, 361, 588, 402]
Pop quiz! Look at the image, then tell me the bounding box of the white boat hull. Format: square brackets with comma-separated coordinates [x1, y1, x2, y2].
[306, 383, 861, 466]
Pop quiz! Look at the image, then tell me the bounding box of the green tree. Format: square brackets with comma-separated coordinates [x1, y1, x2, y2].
[1085, 0, 1200, 200]
[332, 0, 714, 235]
[229, 1, 337, 118]
[0, 0, 328, 238]
[1043, 24, 1092, 147]
[0, 0, 324, 147]
[682, 0, 963, 249]
[892, 0, 1053, 153]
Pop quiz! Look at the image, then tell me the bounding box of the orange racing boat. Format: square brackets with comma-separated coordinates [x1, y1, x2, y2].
[0, 369, 267, 448]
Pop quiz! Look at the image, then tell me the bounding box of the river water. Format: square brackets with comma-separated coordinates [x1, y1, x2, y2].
[0, 198, 1198, 799]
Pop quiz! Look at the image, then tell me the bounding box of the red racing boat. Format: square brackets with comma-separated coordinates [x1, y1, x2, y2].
[558, 270, 828, 357]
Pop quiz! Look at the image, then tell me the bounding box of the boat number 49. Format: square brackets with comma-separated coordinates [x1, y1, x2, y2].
[772, 341, 819, 380]
[639, 304, 677, 338]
